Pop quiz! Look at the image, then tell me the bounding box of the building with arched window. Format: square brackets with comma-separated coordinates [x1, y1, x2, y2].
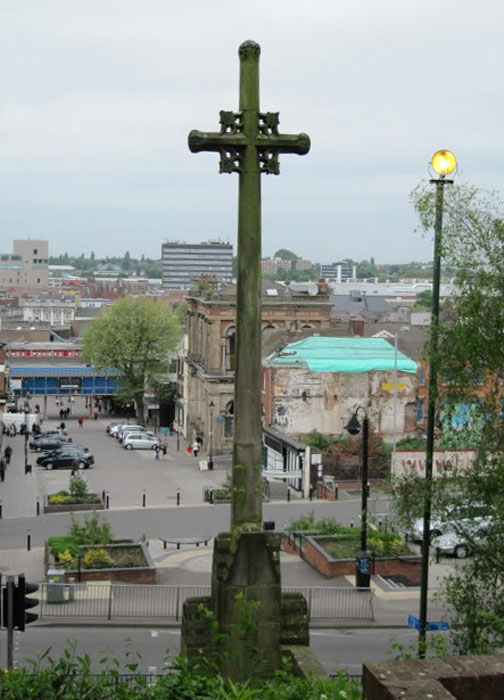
[176, 281, 332, 454]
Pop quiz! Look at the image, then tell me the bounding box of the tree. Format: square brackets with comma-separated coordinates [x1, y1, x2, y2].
[416, 289, 433, 308]
[391, 182, 504, 654]
[273, 248, 297, 261]
[83, 297, 180, 424]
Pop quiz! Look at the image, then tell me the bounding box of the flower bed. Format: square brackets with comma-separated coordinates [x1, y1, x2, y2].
[44, 476, 105, 513]
[46, 512, 156, 583]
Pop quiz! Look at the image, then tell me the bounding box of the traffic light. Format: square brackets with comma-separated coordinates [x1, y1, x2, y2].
[13, 575, 39, 630]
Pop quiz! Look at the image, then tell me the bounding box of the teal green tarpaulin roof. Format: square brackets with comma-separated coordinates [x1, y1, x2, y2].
[270, 337, 417, 374]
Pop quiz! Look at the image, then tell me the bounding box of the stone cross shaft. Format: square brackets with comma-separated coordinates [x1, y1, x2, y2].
[188, 40, 310, 528]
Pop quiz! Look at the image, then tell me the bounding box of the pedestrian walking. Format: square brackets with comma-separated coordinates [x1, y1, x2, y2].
[93, 411, 98, 420]
[9, 424, 16, 437]
[59, 408, 64, 420]
[192, 441, 200, 458]
[0, 457, 6, 482]
[186, 445, 193, 456]
[78, 417, 84, 429]
[154, 443, 160, 460]
[161, 440, 167, 456]
[60, 422, 66, 431]
[65, 408, 70, 419]
[71, 457, 79, 478]
[4, 445, 12, 465]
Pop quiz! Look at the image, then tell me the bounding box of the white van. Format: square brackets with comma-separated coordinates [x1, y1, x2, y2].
[1, 413, 41, 434]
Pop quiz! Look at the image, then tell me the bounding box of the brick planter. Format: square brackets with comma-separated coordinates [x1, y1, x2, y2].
[44, 495, 104, 514]
[282, 533, 421, 583]
[47, 542, 156, 584]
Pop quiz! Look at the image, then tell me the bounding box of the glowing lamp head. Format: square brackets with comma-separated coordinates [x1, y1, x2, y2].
[430, 150, 457, 177]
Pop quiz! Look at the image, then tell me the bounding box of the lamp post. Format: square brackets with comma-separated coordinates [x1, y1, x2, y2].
[345, 407, 370, 588]
[418, 149, 457, 658]
[208, 400, 215, 471]
[24, 404, 30, 475]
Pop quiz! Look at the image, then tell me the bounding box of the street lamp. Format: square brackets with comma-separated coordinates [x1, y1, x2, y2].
[418, 149, 457, 658]
[208, 400, 215, 471]
[345, 407, 370, 588]
[24, 404, 31, 475]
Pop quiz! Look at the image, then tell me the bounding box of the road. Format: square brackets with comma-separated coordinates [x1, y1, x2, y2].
[3, 625, 428, 676]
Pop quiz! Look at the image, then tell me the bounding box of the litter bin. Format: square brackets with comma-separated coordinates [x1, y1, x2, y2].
[355, 552, 371, 588]
[47, 569, 65, 603]
[263, 521, 275, 531]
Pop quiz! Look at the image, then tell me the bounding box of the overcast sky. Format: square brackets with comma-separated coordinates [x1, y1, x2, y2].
[0, 1, 502, 263]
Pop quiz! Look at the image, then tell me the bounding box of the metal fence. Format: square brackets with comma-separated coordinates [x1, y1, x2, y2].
[38, 583, 374, 623]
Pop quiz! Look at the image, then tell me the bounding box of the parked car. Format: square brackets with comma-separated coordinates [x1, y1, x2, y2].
[123, 433, 160, 450]
[117, 425, 144, 441]
[120, 427, 155, 443]
[30, 436, 71, 452]
[411, 503, 490, 541]
[106, 422, 120, 434]
[37, 449, 94, 470]
[110, 424, 142, 439]
[432, 520, 493, 558]
[37, 429, 69, 439]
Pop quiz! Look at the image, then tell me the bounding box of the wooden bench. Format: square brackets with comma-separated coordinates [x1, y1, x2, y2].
[159, 536, 211, 550]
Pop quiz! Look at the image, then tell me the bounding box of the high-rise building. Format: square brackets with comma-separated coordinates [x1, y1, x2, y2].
[0, 240, 49, 288]
[162, 241, 233, 290]
[320, 259, 356, 282]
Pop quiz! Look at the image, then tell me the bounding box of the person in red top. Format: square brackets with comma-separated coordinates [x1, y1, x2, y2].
[78, 417, 84, 428]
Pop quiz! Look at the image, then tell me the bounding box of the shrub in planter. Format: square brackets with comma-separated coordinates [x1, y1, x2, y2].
[48, 535, 83, 559]
[212, 488, 231, 501]
[83, 548, 114, 569]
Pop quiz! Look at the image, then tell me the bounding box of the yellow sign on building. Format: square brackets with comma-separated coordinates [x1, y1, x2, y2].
[381, 382, 407, 392]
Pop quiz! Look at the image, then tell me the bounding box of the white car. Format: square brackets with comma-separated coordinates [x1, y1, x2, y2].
[123, 433, 160, 450]
[432, 520, 492, 558]
[122, 428, 155, 443]
[412, 504, 489, 542]
[117, 425, 144, 440]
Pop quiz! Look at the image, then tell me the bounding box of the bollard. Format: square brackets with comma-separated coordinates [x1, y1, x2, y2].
[142, 489, 146, 508]
[350, 519, 354, 528]
[309, 486, 313, 502]
[36, 497, 40, 516]
[436, 546, 440, 564]
[176, 489, 180, 506]
[27, 529, 31, 551]
[378, 519, 382, 530]
[287, 488, 290, 503]
[106, 492, 110, 509]
[102, 490, 106, 504]
[0, 500, 2, 519]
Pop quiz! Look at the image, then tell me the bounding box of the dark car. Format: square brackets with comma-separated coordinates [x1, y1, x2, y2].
[29, 436, 70, 452]
[37, 449, 94, 470]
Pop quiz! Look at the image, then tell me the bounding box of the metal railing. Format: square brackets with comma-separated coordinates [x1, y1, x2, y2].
[38, 583, 374, 623]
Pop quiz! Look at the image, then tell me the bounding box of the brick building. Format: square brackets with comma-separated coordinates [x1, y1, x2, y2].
[177, 281, 332, 453]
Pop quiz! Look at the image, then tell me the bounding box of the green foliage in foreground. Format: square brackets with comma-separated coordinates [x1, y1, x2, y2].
[0, 643, 361, 700]
[48, 512, 115, 559]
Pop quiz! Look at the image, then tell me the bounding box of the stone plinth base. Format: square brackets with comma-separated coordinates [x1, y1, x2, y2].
[180, 531, 309, 680]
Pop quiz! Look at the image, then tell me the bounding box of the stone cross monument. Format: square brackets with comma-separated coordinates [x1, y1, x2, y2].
[189, 40, 310, 529]
[181, 40, 311, 680]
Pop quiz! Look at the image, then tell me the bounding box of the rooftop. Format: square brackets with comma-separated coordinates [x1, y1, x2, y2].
[268, 336, 417, 374]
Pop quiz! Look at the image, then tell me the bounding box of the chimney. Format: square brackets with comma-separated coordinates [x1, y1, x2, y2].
[349, 316, 364, 337]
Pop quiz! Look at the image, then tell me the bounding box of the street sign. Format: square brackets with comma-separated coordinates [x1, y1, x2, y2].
[407, 615, 420, 630]
[407, 615, 450, 631]
[427, 620, 450, 631]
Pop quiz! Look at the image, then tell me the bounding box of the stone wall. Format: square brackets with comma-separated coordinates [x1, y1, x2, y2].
[364, 654, 504, 699]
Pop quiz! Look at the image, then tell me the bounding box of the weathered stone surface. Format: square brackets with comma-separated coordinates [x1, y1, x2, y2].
[280, 645, 327, 678]
[363, 654, 504, 699]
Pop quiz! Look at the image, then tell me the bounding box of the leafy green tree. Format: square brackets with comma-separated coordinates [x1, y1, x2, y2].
[83, 297, 180, 423]
[416, 289, 433, 308]
[273, 248, 297, 261]
[390, 181, 504, 653]
[356, 259, 377, 278]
